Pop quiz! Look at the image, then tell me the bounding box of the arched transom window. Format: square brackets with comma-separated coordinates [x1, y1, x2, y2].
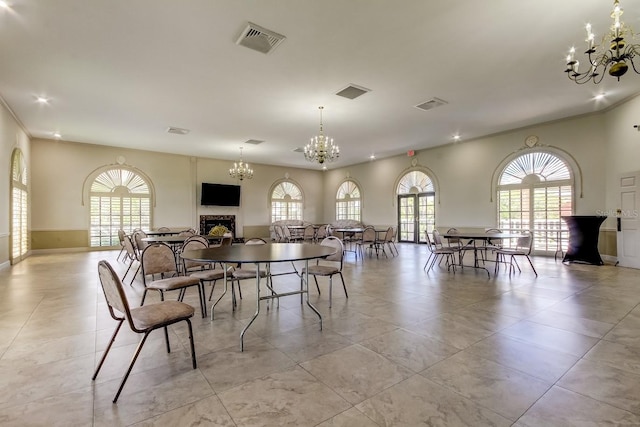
[336, 180, 361, 221]
[396, 170, 435, 243]
[270, 181, 303, 222]
[89, 168, 152, 247]
[497, 151, 573, 252]
[11, 149, 28, 263]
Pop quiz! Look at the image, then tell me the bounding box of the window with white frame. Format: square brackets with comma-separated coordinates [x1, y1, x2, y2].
[89, 168, 152, 247]
[11, 149, 28, 263]
[336, 180, 361, 221]
[497, 151, 573, 253]
[270, 181, 303, 222]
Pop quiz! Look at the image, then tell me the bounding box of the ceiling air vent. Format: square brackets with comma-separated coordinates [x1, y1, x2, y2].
[415, 97, 448, 111]
[236, 22, 286, 54]
[336, 84, 371, 100]
[166, 126, 190, 135]
[244, 139, 264, 145]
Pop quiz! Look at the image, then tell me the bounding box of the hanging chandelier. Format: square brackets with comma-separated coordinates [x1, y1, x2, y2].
[565, 0, 639, 84]
[229, 147, 253, 181]
[304, 106, 340, 165]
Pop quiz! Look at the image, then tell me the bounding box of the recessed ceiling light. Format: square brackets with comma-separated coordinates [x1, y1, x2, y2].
[452, 134, 461, 141]
[369, 154, 376, 160]
[52, 132, 62, 138]
[322, 165, 327, 171]
[594, 93, 605, 100]
[36, 96, 49, 104]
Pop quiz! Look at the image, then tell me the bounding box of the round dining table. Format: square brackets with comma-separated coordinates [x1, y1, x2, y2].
[181, 243, 336, 351]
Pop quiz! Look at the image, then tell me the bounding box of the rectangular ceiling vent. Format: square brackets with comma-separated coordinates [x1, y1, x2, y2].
[415, 97, 448, 111]
[236, 22, 286, 54]
[166, 126, 190, 135]
[336, 84, 371, 100]
[244, 139, 264, 145]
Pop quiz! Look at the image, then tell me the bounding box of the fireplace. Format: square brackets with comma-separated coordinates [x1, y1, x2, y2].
[200, 215, 236, 237]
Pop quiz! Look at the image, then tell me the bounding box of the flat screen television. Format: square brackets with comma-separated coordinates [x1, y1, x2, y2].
[200, 183, 241, 206]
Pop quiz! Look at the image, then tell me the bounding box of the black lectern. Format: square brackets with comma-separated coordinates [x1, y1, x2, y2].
[561, 216, 606, 265]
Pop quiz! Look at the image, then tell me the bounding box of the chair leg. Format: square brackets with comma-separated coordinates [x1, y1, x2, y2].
[526, 255, 538, 276]
[207, 279, 218, 301]
[92, 319, 124, 381]
[313, 276, 321, 294]
[140, 289, 148, 306]
[164, 326, 170, 353]
[199, 283, 207, 318]
[329, 276, 333, 308]
[186, 318, 197, 369]
[338, 272, 348, 299]
[113, 331, 151, 403]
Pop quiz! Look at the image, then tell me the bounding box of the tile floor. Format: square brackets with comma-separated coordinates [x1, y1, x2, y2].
[1, 244, 640, 426]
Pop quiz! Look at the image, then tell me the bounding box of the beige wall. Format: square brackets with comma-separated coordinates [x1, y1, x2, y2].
[29, 139, 324, 248]
[325, 112, 607, 231]
[3, 94, 640, 262]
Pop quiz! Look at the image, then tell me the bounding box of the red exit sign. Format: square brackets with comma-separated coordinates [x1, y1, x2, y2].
[407, 150, 415, 157]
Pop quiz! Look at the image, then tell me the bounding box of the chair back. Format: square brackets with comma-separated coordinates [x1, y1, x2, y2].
[303, 225, 316, 241]
[133, 230, 148, 253]
[181, 239, 209, 271]
[432, 229, 446, 247]
[98, 260, 132, 323]
[123, 235, 138, 260]
[446, 228, 462, 247]
[157, 226, 171, 232]
[485, 228, 501, 234]
[425, 230, 436, 253]
[316, 224, 328, 240]
[178, 230, 195, 237]
[383, 226, 394, 243]
[141, 242, 178, 277]
[361, 226, 376, 243]
[273, 225, 284, 242]
[517, 231, 533, 254]
[282, 225, 292, 240]
[320, 236, 344, 267]
[117, 229, 126, 245]
[184, 235, 209, 247]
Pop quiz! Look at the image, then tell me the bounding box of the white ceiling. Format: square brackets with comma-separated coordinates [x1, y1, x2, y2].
[1, 0, 638, 170]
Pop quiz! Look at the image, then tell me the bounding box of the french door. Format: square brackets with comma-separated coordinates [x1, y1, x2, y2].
[397, 193, 434, 243]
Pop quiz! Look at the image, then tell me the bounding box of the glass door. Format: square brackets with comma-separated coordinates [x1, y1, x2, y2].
[397, 193, 434, 243]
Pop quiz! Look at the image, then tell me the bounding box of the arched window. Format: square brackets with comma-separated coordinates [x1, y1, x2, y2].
[11, 149, 28, 263]
[396, 170, 435, 243]
[336, 180, 361, 221]
[270, 181, 303, 222]
[497, 151, 573, 253]
[89, 167, 152, 247]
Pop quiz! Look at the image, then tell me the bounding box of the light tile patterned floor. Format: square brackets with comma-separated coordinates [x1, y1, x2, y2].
[1, 244, 640, 426]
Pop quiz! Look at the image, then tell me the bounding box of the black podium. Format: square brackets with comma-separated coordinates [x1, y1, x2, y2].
[561, 216, 606, 265]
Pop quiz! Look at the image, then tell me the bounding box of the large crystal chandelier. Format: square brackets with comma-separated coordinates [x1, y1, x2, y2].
[304, 106, 339, 165]
[565, 0, 640, 84]
[229, 147, 253, 181]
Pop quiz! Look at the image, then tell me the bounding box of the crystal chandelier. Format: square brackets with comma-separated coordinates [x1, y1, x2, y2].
[229, 147, 253, 181]
[304, 106, 339, 165]
[565, 0, 639, 84]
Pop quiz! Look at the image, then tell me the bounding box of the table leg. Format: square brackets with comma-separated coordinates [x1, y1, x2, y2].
[210, 263, 229, 321]
[240, 262, 261, 351]
[303, 259, 323, 330]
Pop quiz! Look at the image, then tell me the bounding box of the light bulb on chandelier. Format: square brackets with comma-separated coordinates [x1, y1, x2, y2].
[229, 147, 253, 181]
[303, 106, 340, 165]
[564, 0, 640, 84]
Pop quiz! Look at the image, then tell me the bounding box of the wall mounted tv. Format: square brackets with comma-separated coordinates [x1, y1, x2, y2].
[200, 183, 241, 206]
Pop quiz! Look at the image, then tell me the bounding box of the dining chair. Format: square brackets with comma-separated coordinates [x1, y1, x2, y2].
[494, 230, 538, 276]
[302, 224, 316, 243]
[184, 234, 210, 248]
[316, 224, 328, 242]
[356, 226, 377, 258]
[140, 242, 207, 317]
[302, 236, 347, 307]
[379, 226, 397, 257]
[156, 226, 172, 232]
[122, 235, 141, 286]
[117, 229, 127, 261]
[132, 230, 148, 257]
[274, 224, 287, 242]
[93, 260, 197, 403]
[424, 230, 457, 273]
